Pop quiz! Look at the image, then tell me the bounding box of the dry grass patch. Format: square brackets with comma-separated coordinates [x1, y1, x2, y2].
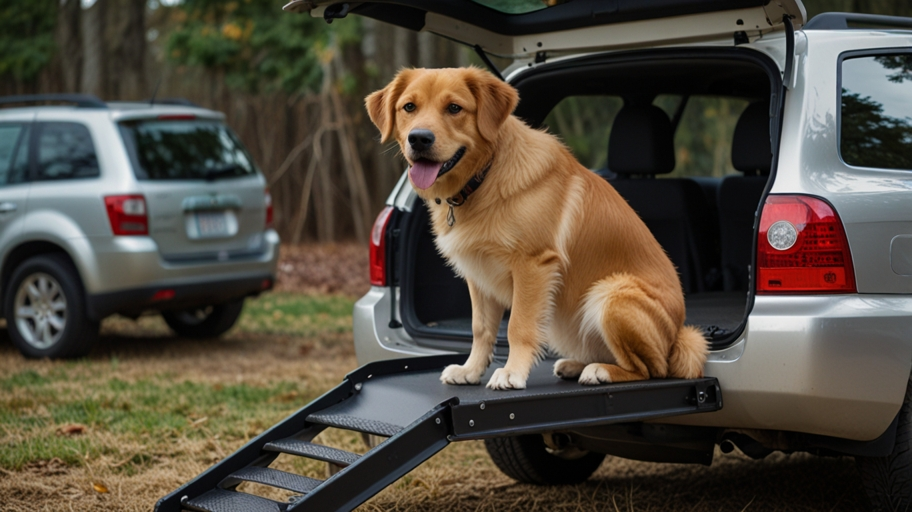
[0, 291, 871, 511]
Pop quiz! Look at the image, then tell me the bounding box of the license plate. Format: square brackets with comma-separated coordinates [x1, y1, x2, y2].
[194, 211, 230, 238]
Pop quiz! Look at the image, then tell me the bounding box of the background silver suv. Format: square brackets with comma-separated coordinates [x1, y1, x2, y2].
[0, 94, 279, 358]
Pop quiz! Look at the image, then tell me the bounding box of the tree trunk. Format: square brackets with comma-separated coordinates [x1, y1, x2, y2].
[80, 0, 107, 98]
[108, 0, 146, 100]
[56, 0, 82, 93]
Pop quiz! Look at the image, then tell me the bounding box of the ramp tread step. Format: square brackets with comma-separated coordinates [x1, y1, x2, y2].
[183, 488, 285, 512]
[226, 466, 322, 494]
[263, 439, 361, 466]
[306, 412, 402, 437]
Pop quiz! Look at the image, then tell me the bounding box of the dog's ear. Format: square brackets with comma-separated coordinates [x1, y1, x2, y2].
[467, 68, 519, 142]
[365, 69, 414, 143]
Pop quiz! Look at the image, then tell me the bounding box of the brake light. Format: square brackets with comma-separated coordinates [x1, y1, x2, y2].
[104, 195, 148, 236]
[157, 114, 196, 120]
[757, 195, 856, 294]
[264, 187, 274, 229]
[370, 206, 394, 286]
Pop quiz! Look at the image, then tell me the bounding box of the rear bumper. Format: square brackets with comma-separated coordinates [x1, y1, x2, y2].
[354, 288, 912, 442]
[85, 272, 274, 320]
[70, 230, 280, 295]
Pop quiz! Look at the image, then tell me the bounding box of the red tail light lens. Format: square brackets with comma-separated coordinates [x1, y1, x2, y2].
[370, 206, 394, 286]
[264, 187, 274, 229]
[104, 195, 148, 236]
[757, 195, 855, 294]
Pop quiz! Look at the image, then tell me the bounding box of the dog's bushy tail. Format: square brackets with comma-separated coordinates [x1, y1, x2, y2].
[669, 325, 709, 379]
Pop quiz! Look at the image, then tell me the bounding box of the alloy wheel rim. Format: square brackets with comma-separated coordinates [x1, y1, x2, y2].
[14, 272, 67, 350]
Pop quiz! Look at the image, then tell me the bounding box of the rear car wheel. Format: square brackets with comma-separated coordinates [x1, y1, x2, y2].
[484, 433, 606, 485]
[4, 254, 98, 358]
[856, 375, 912, 511]
[162, 299, 244, 339]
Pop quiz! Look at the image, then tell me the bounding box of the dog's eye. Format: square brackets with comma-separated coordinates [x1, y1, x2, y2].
[403, 102, 416, 113]
[447, 104, 462, 114]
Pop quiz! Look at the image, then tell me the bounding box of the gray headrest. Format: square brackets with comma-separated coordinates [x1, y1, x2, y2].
[731, 102, 771, 175]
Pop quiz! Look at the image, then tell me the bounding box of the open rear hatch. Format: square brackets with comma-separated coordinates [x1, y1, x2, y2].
[284, 0, 805, 60]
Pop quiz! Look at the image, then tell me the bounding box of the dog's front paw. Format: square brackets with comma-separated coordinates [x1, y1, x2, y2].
[440, 364, 483, 385]
[553, 359, 586, 380]
[486, 368, 527, 390]
[578, 363, 612, 385]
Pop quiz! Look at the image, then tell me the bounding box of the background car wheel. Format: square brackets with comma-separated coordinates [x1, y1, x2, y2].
[162, 299, 245, 338]
[856, 375, 912, 511]
[484, 433, 606, 485]
[4, 254, 98, 359]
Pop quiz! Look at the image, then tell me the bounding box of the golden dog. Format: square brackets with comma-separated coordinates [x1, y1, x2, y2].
[366, 67, 708, 390]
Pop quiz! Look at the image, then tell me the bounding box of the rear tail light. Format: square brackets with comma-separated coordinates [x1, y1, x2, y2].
[264, 187, 274, 229]
[757, 195, 856, 294]
[370, 206, 394, 286]
[104, 195, 148, 236]
[151, 289, 175, 301]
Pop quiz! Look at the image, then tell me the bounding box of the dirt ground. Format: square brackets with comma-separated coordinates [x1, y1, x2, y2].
[0, 244, 872, 511]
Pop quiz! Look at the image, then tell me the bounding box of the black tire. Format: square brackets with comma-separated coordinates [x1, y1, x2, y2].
[162, 299, 245, 339]
[3, 253, 98, 359]
[484, 434, 606, 485]
[857, 375, 912, 511]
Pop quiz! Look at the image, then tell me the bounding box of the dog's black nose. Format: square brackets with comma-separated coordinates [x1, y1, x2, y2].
[408, 129, 435, 152]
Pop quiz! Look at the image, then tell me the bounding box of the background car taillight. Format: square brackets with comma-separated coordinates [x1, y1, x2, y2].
[264, 187, 274, 229]
[757, 195, 856, 294]
[104, 195, 148, 236]
[370, 206, 394, 286]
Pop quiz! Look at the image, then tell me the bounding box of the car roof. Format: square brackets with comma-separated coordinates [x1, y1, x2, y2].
[0, 95, 225, 122]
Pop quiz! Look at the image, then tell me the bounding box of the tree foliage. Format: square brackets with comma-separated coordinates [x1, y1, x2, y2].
[165, 0, 361, 94]
[841, 90, 912, 170]
[875, 54, 912, 84]
[0, 1, 57, 81]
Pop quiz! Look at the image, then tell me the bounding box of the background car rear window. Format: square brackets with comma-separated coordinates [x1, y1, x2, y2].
[119, 120, 256, 181]
[840, 53, 912, 170]
[0, 123, 29, 186]
[37, 122, 100, 181]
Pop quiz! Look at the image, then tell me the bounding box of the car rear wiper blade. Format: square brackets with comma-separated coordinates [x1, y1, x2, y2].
[203, 164, 243, 181]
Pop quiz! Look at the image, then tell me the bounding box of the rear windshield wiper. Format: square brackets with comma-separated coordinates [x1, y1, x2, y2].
[203, 164, 244, 181]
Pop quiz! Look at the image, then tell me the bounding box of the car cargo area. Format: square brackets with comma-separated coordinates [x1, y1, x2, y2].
[396, 49, 781, 351]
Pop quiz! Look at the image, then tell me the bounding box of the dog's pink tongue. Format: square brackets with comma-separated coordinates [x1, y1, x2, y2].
[409, 160, 443, 190]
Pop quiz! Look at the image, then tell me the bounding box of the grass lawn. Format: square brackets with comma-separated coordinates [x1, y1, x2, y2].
[0, 292, 870, 511]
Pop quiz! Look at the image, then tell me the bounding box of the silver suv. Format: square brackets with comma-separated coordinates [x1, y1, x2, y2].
[288, 1, 912, 508]
[0, 94, 279, 358]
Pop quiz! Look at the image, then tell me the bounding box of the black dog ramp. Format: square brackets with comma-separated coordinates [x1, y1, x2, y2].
[156, 354, 722, 512]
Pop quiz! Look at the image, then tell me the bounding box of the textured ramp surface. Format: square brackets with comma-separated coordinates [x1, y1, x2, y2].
[264, 439, 361, 466]
[306, 411, 402, 437]
[184, 488, 284, 512]
[228, 466, 322, 494]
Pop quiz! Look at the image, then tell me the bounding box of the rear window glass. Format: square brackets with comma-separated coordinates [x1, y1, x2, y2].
[542, 95, 749, 177]
[119, 120, 257, 181]
[840, 54, 912, 170]
[0, 123, 29, 186]
[37, 122, 100, 181]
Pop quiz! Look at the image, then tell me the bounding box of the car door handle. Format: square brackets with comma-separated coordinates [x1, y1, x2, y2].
[0, 202, 17, 214]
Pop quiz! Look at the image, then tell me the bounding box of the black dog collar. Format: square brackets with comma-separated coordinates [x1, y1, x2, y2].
[439, 155, 495, 227]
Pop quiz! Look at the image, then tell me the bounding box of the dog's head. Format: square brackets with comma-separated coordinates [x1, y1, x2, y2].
[366, 67, 518, 197]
